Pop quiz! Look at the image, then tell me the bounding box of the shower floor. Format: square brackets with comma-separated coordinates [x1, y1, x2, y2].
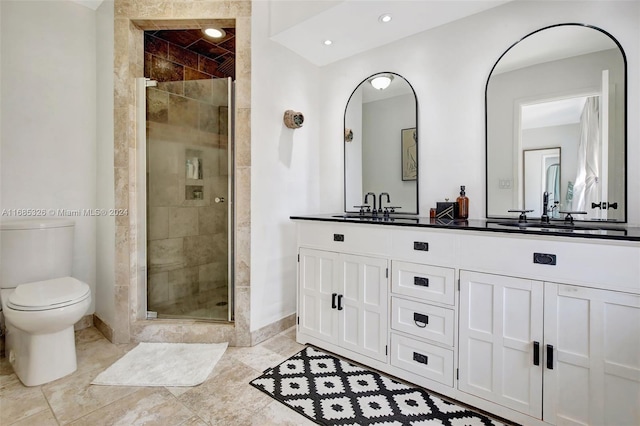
[151, 285, 230, 321]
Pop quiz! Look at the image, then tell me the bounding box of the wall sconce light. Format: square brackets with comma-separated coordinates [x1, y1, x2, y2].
[283, 110, 304, 129]
[345, 128, 354, 142]
[369, 74, 394, 90]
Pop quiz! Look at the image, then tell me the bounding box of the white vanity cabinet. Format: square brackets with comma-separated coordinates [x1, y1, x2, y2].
[459, 272, 640, 425]
[543, 283, 640, 426]
[294, 218, 640, 426]
[297, 223, 391, 363]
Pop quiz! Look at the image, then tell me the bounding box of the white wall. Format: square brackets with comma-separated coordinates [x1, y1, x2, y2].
[318, 0, 640, 225]
[95, 0, 115, 325]
[250, 0, 323, 330]
[0, 1, 98, 311]
[250, 0, 640, 332]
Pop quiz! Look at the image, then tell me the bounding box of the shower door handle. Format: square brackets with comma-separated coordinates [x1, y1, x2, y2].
[215, 197, 225, 203]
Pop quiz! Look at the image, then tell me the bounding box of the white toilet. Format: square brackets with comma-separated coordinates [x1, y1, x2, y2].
[0, 218, 91, 386]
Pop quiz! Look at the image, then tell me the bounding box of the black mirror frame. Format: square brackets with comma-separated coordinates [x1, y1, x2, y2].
[343, 71, 420, 214]
[484, 23, 628, 222]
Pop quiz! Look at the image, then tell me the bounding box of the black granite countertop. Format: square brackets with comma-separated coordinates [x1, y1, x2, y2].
[290, 213, 640, 242]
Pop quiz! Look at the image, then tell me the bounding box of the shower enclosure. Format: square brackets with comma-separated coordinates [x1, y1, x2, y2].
[137, 77, 234, 322]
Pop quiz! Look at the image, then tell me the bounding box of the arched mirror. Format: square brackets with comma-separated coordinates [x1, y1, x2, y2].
[486, 24, 626, 222]
[344, 72, 419, 214]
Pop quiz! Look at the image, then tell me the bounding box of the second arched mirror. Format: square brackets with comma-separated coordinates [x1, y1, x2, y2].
[344, 72, 418, 214]
[486, 24, 626, 222]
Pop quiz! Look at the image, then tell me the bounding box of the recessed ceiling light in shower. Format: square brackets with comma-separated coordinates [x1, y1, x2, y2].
[203, 27, 226, 39]
[379, 14, 392, 23]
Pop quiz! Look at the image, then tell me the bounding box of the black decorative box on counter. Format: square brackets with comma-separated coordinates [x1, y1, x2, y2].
[436, 202, 459, 220]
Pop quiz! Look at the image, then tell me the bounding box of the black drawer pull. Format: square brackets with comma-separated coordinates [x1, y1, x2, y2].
[337, 294, 343, 311]
[413, 352, 428, 365]
[414, 276, 429, 287]
[334, 234, 344, 242]
[413, 312, 429, 328]
[533, 341, 540, 366]
[547, 344, 554, 369]
[533, 252, 556, 265]
[413, 241, 429, 251]
[331, 293, 337, 309]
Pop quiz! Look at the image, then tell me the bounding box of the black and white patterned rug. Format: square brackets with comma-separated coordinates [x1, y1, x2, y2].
[250, 346, 507, 426]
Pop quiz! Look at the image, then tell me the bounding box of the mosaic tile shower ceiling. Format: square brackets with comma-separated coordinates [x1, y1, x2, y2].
[144, 28, 236, 81]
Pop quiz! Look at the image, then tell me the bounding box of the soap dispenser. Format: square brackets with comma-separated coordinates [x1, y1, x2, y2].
[457, 185, 469, 219]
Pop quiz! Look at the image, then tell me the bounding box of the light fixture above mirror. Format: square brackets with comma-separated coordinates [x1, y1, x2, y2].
[369, 74, 394, 90]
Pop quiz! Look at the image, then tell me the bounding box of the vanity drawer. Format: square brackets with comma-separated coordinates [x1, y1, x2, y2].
[390, 333, 454, 387]
[391, 228, 456, 265]
[297, 222, 391, 256]
[459, 233, 640, 293]
[392, 261, 455, 305]
[391, 297, 454, 346]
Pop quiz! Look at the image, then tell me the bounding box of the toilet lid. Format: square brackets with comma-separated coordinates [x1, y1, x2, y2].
[7, 277, 90, 311]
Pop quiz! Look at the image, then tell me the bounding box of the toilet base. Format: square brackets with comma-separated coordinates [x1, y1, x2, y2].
[6, 322, 78, 386]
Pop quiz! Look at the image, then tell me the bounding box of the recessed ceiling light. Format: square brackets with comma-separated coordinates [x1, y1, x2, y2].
[379, 14, 392, 23]
[323, 39, 333, 46]
[203, 27, 226, 39]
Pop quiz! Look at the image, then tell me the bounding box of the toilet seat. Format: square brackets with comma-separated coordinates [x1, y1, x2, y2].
[7, 277, 90, 311]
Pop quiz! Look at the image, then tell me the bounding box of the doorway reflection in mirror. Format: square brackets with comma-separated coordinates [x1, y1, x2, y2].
[486, 24, 626, 222]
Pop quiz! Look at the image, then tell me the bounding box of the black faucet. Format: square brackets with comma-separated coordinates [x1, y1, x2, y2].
[378, 192, 390, 213]
[364, 192, 377, 214]
[541, 191, 550, 223]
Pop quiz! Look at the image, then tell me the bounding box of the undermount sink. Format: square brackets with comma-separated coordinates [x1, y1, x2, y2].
[332, 213, 369, 219]
[331, 213, 419, 223]
[494, 221, 607, 232]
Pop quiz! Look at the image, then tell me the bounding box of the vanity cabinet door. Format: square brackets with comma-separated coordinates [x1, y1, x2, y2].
[544, 283, 640, 426]
[337, 254, 388, 362]
[298, 248, 340, 343]
[298, 248, 389, 362]
[459, 271, 544, 419]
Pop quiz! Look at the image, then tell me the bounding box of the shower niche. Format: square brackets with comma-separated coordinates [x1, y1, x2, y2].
[185, 149, 204, 201]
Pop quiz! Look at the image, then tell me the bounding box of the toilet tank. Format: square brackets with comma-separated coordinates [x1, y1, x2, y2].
[0, 218, 75, 288]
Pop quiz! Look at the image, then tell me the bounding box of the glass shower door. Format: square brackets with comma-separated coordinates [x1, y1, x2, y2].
[144, 77, 234, 321]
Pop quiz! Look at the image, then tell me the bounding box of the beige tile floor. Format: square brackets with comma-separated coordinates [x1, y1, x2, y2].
[0, 326, 316, 426]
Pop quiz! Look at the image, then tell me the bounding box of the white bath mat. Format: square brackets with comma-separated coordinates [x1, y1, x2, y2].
[91, 342, 228, 387]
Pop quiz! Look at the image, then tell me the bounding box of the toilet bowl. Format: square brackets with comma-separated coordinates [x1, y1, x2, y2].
[1, 278, 91, 386]
[0, 219, 92, 386]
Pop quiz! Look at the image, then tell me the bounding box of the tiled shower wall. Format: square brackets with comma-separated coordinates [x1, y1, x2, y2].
[108, 1, 252, 345]
[144, 31, 231, 319]
[146, 78, 229, 319]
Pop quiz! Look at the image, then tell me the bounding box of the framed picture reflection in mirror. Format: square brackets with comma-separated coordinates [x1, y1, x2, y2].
[402, 127, 417, 181]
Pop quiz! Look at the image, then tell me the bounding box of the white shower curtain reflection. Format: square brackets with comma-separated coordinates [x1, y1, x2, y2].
[573, 97, 600, 217]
